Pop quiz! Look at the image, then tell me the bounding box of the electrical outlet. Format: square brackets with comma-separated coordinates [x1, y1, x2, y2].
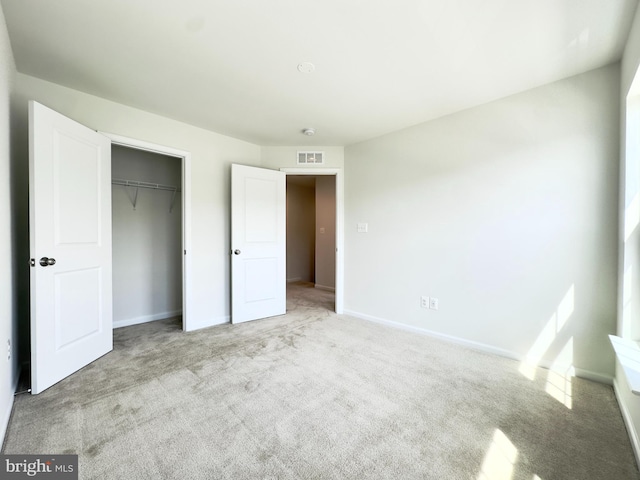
[421, 296, 429, 308]
[429, 297, 439, 310]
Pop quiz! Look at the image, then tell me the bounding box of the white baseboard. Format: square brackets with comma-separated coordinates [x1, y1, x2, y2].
[113, 310, 182, 329]
[314, 284, 335, 292]
[115, 310, 230, 332]
[613, 378, 640, 468]
[343, 309, 613, 384]
[345, 309, 520, 361]
[575, 368, 613, 385]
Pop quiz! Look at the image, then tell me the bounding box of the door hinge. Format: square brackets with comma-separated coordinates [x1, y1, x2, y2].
[29, 258, 35, 267]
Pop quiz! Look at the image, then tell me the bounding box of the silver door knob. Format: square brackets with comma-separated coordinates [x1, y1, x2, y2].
[234, 249, 241, 255]
[39, 257, 56, 267]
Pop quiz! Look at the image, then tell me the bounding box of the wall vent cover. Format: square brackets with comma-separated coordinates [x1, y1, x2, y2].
[297, 151, 324, 165]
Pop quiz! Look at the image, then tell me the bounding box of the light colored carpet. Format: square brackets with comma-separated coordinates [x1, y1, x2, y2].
[2, 282, 638, 479]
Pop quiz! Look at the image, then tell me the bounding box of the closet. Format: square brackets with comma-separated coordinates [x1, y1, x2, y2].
[111, 145, 183, 328]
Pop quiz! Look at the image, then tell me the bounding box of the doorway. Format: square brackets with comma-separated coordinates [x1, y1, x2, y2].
[111, 145, 183, 329]
[286, 174, 337, 311]
[104, 133, 193, 331]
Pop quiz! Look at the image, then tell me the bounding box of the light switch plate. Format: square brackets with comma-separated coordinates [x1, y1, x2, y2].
[429, 297, 439, 310]
[357, 223, 368, 233]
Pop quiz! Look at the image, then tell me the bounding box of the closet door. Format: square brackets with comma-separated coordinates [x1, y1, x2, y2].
[29, 101, 113, 394]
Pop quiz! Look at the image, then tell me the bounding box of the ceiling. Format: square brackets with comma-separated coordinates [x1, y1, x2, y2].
[1, 0, 638, 146]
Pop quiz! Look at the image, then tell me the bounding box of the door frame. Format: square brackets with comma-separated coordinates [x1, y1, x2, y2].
[102, 133, 194, 331]
[280, 168, 343, 314]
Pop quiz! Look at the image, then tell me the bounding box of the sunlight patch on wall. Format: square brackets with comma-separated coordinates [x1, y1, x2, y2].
[625, 192, 640, 243]
[623, 265, 633, 339]
[478, 429, 518, 480]
[544, 337, 574, 409]
[556, 285, 574, 332]
[519, 285, 574, 380]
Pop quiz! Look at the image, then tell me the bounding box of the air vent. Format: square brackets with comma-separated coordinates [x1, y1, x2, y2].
[297, 151, 324, 165]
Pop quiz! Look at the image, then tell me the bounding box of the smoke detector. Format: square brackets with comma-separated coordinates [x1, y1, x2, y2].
[302, 128, 315, 136]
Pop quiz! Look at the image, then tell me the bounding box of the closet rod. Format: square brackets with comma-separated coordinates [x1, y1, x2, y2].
[112, 178, 179, 192]
[112, 178, 180, 212]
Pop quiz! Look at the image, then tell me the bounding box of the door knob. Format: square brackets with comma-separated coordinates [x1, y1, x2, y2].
[39, 257, 56, 267]
[234, 249, 241, 255]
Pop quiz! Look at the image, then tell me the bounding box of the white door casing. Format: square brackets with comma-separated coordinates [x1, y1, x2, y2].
[231, 164, 286, 323]
[29, 101, 113, 394]
[102, 133, 194, 332]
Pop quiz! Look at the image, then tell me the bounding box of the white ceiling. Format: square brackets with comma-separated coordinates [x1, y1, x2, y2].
[1, 0, 638, 146]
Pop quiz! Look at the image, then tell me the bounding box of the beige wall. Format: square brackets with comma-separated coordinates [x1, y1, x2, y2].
[286, 179, 316, 283]
[345, 64, 620, 381]
[315, 176, 336, 290]
[286, 175, 337, 289]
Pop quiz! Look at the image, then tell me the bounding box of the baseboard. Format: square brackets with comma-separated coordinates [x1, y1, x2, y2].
[613, 378, 640, 468]
[114, 311, 229, 332]
[344, 309, 613, 384]
[344, 309, 520, 361]
[575, 368, 613, 385]
[287, 277, 303, 283]
[113, 310, 182, 329]
[314, 284, 335, 292]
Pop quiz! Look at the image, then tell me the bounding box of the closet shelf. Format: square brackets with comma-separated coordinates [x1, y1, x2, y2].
[112, 178, 180, 212]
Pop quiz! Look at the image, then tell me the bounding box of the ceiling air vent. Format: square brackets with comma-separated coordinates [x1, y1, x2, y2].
[297, 151, 324, 165]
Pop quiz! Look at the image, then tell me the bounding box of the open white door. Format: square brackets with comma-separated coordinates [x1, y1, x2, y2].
[231, 164, 286, 323]
[29, 101, 113, 394]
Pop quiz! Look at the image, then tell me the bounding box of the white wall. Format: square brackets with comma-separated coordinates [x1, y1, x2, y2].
[111, 146, 182, 327]
[315, 176, 336, 290]
[12, 73, 262, 332]
[286, 179, 316, 282]
[345, 64, 620, 381]
[0, 4, 17, 443]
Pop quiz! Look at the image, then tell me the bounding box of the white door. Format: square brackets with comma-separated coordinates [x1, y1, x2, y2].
[231, 164, 286, 323]
[29, 101, 113, 394]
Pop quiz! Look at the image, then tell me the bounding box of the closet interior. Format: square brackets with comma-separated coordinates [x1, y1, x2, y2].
[111, 145, 183, 328]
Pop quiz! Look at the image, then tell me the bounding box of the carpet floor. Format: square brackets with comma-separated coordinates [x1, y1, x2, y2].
[2, 282, 638, 479]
